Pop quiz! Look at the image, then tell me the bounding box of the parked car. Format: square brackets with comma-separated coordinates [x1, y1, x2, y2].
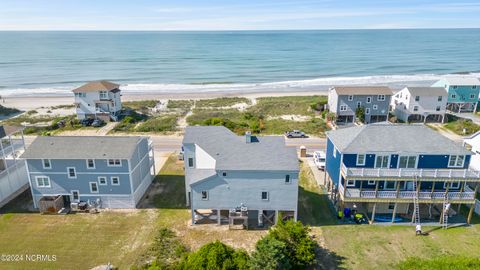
[80, 118, 94, 126]
[285, 130, 307, 138]
[313, 151, 326, 170]
[92, 119, 105, 127]
[178, 146, 185, 160]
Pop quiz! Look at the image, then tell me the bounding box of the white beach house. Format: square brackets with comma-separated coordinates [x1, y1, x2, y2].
[391, 86, 448, 123]
[182, 126, 299, 229]
[73, 80, 122, 121]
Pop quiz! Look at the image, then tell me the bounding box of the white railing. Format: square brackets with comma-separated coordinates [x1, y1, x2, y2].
[344, 187, 475, 200]
[341, 164, 480, 180]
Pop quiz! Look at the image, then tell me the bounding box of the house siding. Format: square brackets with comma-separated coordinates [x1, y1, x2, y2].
[326, 138, 342, 185]
[334, 94, 391, 123]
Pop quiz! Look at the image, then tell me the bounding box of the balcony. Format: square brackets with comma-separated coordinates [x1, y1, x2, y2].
[341, 164, 480, 181]
[338, 183, 476, 203]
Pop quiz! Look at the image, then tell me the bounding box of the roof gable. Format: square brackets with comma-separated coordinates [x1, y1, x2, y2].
[72, 80, 120, 93]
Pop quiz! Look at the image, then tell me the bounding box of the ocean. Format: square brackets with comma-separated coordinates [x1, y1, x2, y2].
[0, 29, 479, 96]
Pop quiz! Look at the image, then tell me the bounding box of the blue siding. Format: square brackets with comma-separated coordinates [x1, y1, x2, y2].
[326, 138, 341, 185]
[343, 154, 375, 168]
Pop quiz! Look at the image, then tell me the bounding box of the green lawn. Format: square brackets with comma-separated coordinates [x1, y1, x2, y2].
[443, 114, 480, 135]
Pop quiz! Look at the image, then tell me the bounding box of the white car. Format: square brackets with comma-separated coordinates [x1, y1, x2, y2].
[285, 130, 307, 138]
[313, 151, 326, 170]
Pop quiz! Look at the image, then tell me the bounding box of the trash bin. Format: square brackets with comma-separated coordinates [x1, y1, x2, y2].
[300, 146, 307, 157]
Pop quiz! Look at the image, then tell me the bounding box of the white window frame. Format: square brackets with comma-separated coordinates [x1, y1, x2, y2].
[384, 181, 396, 190]
[377, 95, 386, 101]
[111, 176, 120, 186]
[86, 159, 95, 169]
[366, 97, 371, 103]
[67, 167, 77, 179]
[375, 155, 390, 168]
[373, 104, 378, 110]
[42, 159, 52, 169]
[470, 94, 476, 99]
[356, 154, 366, 166]
[444, 181, 460, 189]
[35, 176, 51, 188]
[413, 106, 419, 112]
[107, 159, 122, 167]
[339, 105, 348, 112]
[398, 155, 418, 169]
[365, 108, 370, 114]
[348, 95, 353, 101]
[356, 101, 362, 108]
[98, 176, 107, 186]
[346, 180, 356, 187]
[438, 96, 443, 101]
[90, 182, 99, 193]
[285, 175, 291, 184]
[415, 96, 420, 101]
[99, 91, 108, 99]
[436, 106, 441, 111]
[201, 190, 208, 200]
[451, 94, 456, 99]
[71, 190, 80, 201]
[188, 157, 194, 168]
[368, 180, 376, 185]
[448, 155, 465, 168]
[261, 191, 269, 201]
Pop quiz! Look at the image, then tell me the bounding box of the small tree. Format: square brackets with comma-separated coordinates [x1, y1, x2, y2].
[179, 241, 249, 270]
[355, 106, 365, 123]
[250, 235, 291, 270]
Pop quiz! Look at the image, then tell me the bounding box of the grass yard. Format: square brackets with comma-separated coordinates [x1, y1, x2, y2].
[247, 95, 327, 116]
[195, 97, 251, 108]
[444, 118, 480, 135]
[135, 114, 179, 133]
[123, 100, 158, 114]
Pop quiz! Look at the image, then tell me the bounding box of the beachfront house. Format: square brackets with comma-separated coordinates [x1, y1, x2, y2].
[183, 126, 299, 228]
[327, 86, 393, 124]
[21, 136, 155, 210]
[391, 87, 448, 123]
[0, 126, 29, 208]
[432, 76, 480, 113]
[325, 123, 480, 225]
[73, 80, 122, 121]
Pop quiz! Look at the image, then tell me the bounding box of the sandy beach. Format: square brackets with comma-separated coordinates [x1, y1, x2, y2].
[2, 90, 328, 111]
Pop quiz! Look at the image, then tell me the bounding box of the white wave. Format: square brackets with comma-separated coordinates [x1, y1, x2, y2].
[1, 73, 478, 97]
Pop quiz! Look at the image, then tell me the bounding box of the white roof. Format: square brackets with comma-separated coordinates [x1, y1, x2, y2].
[442, 76, 480, 86]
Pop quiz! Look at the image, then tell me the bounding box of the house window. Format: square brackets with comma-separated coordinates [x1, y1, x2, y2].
[388, 203, 395, 210]
[285, 175, 291, 184]
[86, 159, 95, 169]
[346, 180, 356, 187]
[385, 181, 396, 190]
[453, 86, 457, 89]
[373, 105, 378, 110]
[222, 172, 227, 177]
[42, 159, 51, 169]
[398, 156, 417, 168]
[413, 106, 419, 112]
[261, 191, 269, 201]
[188, 158, 194, 168]
[368, 180, 376, 185]
[67, 167, 76, 179]
[436, 106, 441, 111]
[98, 176, 107, 185]
[90, 182, 99, 193]
[444, 182, 460, 189]
[111, 176, 120, 185]
[375, 155, 389, 168]
[356, 101, 362, 108]
[474, 86, 477, 89]
[201, 190, 209, 200]
[451, 94, 456, 99]
[448, 155, 465, 168]
[36, 176, 51, 188]
[366, 97, 371, 103]
[365, 108, 370, 114]
[415, 96, 420, 101]
[108, 159, 121, 166]
[470, 94, 476, 99]
[340, 105, 348, 111]
[377, 95, 386, 101]
[348, 95, 353, 101]
[356, 154, 366, 166]
[438, 96, 443, 101]
[71, 190, 79, 201]
[99, 91, 108, 99]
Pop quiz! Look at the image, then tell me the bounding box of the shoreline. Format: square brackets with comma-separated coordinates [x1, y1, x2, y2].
[1, 90, 328, 111]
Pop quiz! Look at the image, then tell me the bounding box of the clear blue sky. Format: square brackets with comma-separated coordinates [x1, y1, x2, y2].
[1, 0, 479, 30]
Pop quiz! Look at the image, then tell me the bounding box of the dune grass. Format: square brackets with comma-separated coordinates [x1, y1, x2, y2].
[195, 97, 251, 108]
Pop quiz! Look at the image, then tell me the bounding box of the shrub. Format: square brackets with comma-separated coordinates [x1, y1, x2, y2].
[355, 107, 365, 123]
[178, 241, 249, 270]
[250, 235, 291, 270]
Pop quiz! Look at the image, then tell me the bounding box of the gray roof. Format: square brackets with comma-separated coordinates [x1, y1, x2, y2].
[441, 76, 480, 86]
[331, 86, 393, 95]
[326, 123, 471, 155]
[406, 87, 447, 96]
[21, 136, 144, 159]
[183, 126, 299, 171]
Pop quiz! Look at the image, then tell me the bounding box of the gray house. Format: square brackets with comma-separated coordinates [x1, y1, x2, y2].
[183, 126, 299, 228]
[21, 136, 155, 210]
[328, 86, 393, 124]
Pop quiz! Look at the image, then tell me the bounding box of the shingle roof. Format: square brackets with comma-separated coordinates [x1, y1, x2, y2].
[72, 80, 120, 93]
[326, 123, 471, 155]
[21, 136, 144, 159]
[0, 125, 23, 138]
[183, 126, 299, 171]
[331, 86, 393, 95]
[441, 76, 480, 86]
[406, 87, 447, 96]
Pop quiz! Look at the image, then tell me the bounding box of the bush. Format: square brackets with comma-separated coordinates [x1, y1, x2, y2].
[355, 107, 365, 123]
[178, 241, 249, 270]
[250, 235, 291, 270]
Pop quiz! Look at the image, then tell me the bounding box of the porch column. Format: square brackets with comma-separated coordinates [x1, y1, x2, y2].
[191, 209, 196, 225]
[258, 210, 263, 227]
[468, 184, 479, 224]
[294, 211, 298, 221]
[275, 210, 279, 225]
[370, 203, 377, 224]
[374, 181, 380, 198]
[217, 209, 221, 225]
[392, 203, 398, 223]
[342, 177, 347, 201]
[359, 180, 363, 195]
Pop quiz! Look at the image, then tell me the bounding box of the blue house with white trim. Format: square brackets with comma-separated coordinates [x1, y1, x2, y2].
[432, 76, 480, 113]
[325, 123, 480, 224]
[21, 136, 155, 210]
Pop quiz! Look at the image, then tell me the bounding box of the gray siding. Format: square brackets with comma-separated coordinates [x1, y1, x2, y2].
[336, 94, 391, 123]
